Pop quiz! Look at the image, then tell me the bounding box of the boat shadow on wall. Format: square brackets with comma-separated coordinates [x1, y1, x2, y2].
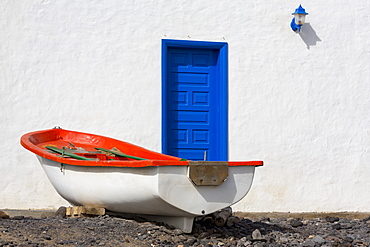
[299, 23, 322, 50]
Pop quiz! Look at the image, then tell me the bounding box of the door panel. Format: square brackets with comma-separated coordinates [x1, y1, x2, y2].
[162, 40, 228, 161]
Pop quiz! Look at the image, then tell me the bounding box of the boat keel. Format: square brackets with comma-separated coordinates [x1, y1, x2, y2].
[140, 215, 195, 233]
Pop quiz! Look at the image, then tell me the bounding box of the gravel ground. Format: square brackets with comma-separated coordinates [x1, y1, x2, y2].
[1, 211, 370, 247]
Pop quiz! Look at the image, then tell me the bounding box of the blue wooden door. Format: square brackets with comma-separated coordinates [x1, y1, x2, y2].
[162, 40, 228, 161]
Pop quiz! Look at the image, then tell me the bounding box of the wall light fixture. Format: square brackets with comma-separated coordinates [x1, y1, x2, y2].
[291, 5, 309, 33]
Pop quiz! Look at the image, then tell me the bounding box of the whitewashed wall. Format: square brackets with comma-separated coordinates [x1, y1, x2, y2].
[1, 0, 369, 212]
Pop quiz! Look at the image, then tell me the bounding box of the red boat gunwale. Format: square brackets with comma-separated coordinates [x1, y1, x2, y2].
[20, 129, 263, 168]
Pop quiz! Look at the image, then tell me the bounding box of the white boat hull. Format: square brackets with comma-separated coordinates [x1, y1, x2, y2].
[38, 156, 256, 232]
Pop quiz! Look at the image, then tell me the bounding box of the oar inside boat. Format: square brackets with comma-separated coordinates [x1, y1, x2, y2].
[46, 146, 95, 161]
[95, 147, 147, 160]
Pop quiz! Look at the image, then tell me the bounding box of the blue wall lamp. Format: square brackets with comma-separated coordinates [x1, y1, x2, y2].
[291, 5, 309, 33]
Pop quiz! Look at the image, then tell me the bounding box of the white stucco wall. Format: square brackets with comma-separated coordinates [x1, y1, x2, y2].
[1, 0, 369, 212]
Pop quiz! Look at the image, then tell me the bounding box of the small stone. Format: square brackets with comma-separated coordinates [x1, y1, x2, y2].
[252, 229, 262, 240]
[302, 239, 315, 247]
[0, 211, 10, 219]
[342, 236, 353, 243]
[185, 238, 197, 246]
[290, 219, 303, 227]
[42, 235, 52, 240]
[11, 216, 24, 220]
[326, 236, 341, 242]
[353, 240, 367, 245]
[278, 217, 287, 222]
[290, 240, 301, 246]
[339, 218, 351, 223]
[362, 216, 370, 222]
[339, 242, 352, 247]
[55, 206, 67, 218]
[340, 223, 352, 229]
[226, 216, 241, 227]
[254, 243, 267, 247]
[311, 235, 326, 244]
[198, 232, 210, 239]
[171, 236, 182, 243]
[237, 236, 247, 246]
[326, 216, 340, 223]
[260, 217, 270, 222]
[279, 237, 289, 243]
[332, 223, 341, 230]
[173, 229, 183, 235]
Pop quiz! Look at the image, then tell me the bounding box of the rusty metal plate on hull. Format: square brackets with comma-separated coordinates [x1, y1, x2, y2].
[188, 161, 228, 186]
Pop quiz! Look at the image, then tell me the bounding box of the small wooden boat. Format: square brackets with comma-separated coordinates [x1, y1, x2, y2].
[20, 128, 263, 232]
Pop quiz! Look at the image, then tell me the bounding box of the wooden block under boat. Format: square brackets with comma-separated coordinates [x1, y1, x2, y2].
[66, 206, 105, 218]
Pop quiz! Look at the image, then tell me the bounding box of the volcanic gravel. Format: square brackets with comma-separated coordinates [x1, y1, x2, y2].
[1, 213, 369, 247]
